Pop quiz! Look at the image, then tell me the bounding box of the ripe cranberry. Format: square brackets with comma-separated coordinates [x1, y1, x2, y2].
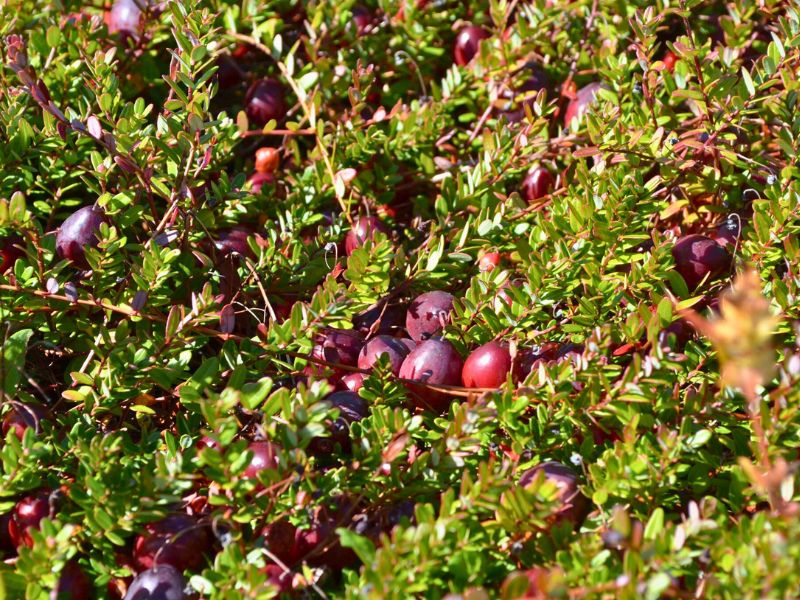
[358, 335, 415, 375]
[462, 341, 511, 388]
[0, 236, 23, 274]
[296, 497, 360, 569]
[478, 252, 501, 272]
[659, 318, 695, 351]
[345, 217, 388, 256]
[398, 338, 463, 411]
[521, 167, 554, 203]
[247, 171, 274, 194]
[351, 6, 373, 35]
[254, 147, 280, 174]
[671, 234, 731, 292]
[133, 515, 211, 572]
[662, 49, 678, 72]
[454, 25, 490, 66]
[123, 565, 188, 600]
[499, 64, 549, 122]
[312, 328, 365, 368]
[212, 227, 255, 259]
[564, 82, 604, 128]
[309, 391, 369, 455]
[260, 519, 300, 565]
[263, 564, 293, 594]
[519, 461, 588, 525]
[406, 291, 454, 342]
[496, 278, 524, 307]
[216, 55, 244, 89]
[340, 372, 367, 392]
[53, 560, 92, 600]
[106, 0, 141, 39]
[352, 301, 407, 336]
[245, 79, 287, 127]
[8, 492, 52, 547]
[2, 402, 47, 440]
[0, 512, 14, 554]
[243, 441, 281, 479]
[55, 206, 108, 268]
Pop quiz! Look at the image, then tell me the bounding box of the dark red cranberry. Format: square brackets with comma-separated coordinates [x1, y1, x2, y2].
[309, 391, 369, 455]
[340, 372, 367, 392]
[462, 341, 511, 388]
[398, 338, 463, 411]
[2, 402, 47, 440]
[345, 217, 388, 256]
[263, 564, 293, 594]
[106, 0, 141, 39]
[133, 514, 211, 572]
[406, 291, 454, 342]
[245, 79, 288, 127]
[521, 167, 554, 203]
[52, 560, 92, 600]
[500, 64, 549, 122]
[454, 25, 490, 66]
[255, 147, 280, 174]
[247, 171, 274, 194]
[351, 6, 373, 35]
[659, 318, 695, 351]
[312, 328, 365, 368]
[212, 227, 255, 259]
[478, 252, 501, 272]
[358, 335, 415, 375]
[123, 565, 188, 600]
[216, 54, 244, 89]
[296, 497, 360, 569]
[0, 236, 23, 274]
[564, 82, 604, 128]
[671, 234, 731, 292]
[55, 206, 108, 268]
[0, 512, 14, 554]
[8, 492, 52, 547]
[243, 441, 281, 480]
[352, 301, 407, 336]
[662, 49, 678, 72]
[260, 519, 300, 565]
[519, 461, 588, 526]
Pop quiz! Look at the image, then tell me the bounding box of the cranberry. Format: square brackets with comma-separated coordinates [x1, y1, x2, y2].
[340, 372, 367, 392]
[518, 461, 588, 525]
[247, 171, 274, 194]
[309, 391, 369, 455]
[462, 341, 512, 388]
[345, 217, 388, 256]
[254, 147, 280, 174]
[521, 167, 554, 203]
[398, 338, 463, 411]
[351, 6, 373, 35]
[133, 514, 211, 572]
[55, 206, 108, 268]
[564, 82, 604, 128]
[106, 0, 141, 39]
[8, 492, 52, 547]
[0, 236, 23, 274]
[2, 402, 47, 440]
[406, 291, 454, 342]
[243, 441, 281, 480]
[671, 234, 731, 292]
[311, 328, 365, 368]
[263, 564, 293, 594]
[212, 227, 255, 259]
[478, 252, 501, 272]
[245, 79, 288, 127]
[0, 512, 14, 554]
[123, 565, 188, 600]
[52, 560, 92, 600]
[358, 335, 415, 375]
[662, 49, 678, 72]
[352, 301, 407, 336]
[454, 25, 490, 66]
[260, 519, 300, 565]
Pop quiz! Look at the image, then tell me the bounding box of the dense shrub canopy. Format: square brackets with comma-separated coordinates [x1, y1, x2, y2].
[2, 0, 800, 598]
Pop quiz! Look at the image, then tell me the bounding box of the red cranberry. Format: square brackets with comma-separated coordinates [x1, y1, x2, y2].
[123, 565, 188, 600]
[462, 341, 511, 388]
[243, 441, 281, 480]
[8, 492, 52, 547]
[398, 338, 463, 411]
[358, 335, 415, 375]
[53, 560, 92, 600]
[311, 328, 365, 368]
[247, 171, 274, 194]
[659, 318, 695, 351]
[133, 514, 211, 572]
[216, 54, 244, 89]
[263, 564, 293, 594]
[309, 391, 369, 456]
[0, 512, 14, 554]
[2, 402, 47, 440]
[351, 6, 373, 35]
[340, 372, 367, 392]
[519, 461, 588, 525]
[454, 25, 490, 66]
[521, 167, 554, 203]
[662, 49, 678, 72]
[406, 291, 454, 342]
[478, 252, 501, 272]
[564, 82, 604, 128]
[255, 147, 280, 174]
[512, 342, 580, 383]
[245, 79, 288, 127]
[671, 234, 731, 292]
[260, 519, 300, 565]
[55, 206, 108, 268]
[296, 497, 360, 569]
[345, 217, 388, 256]
[0, 236, 23, 274]
[352, 301, 407, 336]
[106, 0, 141, 39]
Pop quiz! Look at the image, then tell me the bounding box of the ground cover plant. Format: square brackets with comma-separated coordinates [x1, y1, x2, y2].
[1, 0, 800, 597]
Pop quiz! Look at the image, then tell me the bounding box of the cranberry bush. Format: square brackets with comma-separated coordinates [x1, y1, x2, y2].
[2, 0, 800, 598]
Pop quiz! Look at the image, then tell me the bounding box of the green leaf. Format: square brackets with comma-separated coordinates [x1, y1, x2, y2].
[2, 329, 33, 394]
[337, 528, 375, 564]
